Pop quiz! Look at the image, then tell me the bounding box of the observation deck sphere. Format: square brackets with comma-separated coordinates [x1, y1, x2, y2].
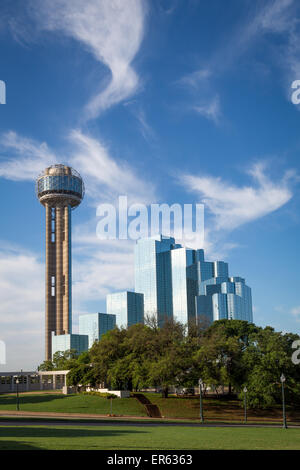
[36, 164, 85, 208]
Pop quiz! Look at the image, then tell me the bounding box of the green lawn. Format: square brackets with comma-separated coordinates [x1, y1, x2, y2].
[0, 393, 146, 417]
[0, 425, 299, 450]
[141, 393, 300, 423]
[1, 392, 300, 424]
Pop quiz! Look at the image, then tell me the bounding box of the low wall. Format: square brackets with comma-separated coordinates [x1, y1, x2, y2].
[86, 387, 130, 398]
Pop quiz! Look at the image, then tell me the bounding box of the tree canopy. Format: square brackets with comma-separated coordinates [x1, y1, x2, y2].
[38, 319, 300, 406]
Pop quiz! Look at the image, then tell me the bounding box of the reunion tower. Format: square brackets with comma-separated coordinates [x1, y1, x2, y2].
[36, 165, 84, 360]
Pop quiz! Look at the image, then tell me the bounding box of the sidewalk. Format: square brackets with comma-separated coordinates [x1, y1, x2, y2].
[0, 410, 299, 427]
[0, 409, 155, 421]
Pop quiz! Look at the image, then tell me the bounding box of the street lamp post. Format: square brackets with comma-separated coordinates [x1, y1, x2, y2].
[16, 378, 20, 411]
[243, 386, 247, 424]
[198, 378, 204, 424]
[280, 374, 287, 429]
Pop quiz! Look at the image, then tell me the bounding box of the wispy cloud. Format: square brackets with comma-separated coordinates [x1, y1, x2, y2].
[291, 306, 300, 321]
[174, 68, 220, 124]
[0, 126, 156, 367]
[124, 102, 157, 143]
[0, 237, 136, 369]
[177, 69, 211, 90]
[73, 239, 135, 304]
[0, 131, 57, 180]
[245, 0, 300, 93]
[68, 129, 156, 205]
[208, 0, 296, 74]
[0, 128, 156, 205]
[176, 0, 299, 117]
[27, 0, 147, 119]
[0, 244, 44, 370]
[193, 95, 221, 124]
[255, 0, 294, 33]
[182, 162, 297, 232]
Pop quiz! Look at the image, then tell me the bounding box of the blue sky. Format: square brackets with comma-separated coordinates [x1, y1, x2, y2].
[1, 0, 300, 370]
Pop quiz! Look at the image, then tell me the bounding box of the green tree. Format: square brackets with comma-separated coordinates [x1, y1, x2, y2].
[144, 318, 188, 397]
[241, 326, 300, 407]
[66, 364, 91, 391]
[194, 320, 255, 395]
[38, 360, 54, 371]
[52, 349, 79, 370]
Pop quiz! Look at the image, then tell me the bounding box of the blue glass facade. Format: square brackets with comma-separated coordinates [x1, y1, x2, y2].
[37, 174, 84, 198]
[171, 247, 198, 324]
[212, 293, 228, 320]
[104, 235, 253, 329]
[197, 273, 253, 324]
[51, 333, 89, 359]
[106, 291, 144, 328]
[196, 295, 213, 324]
[213, 261, 229, 278]
[134, 235, 177, 323]
[79, 312, 116, 348]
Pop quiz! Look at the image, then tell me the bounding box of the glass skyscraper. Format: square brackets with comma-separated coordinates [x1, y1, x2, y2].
[51, 332, 89, 359]
[134, 235, 178, 323]
[170, 247, 198, 324]
[197, 276, 253, 324]
[79, 312, 116, 348]
[106, 291, 144, 328]
[134, 235, 253, 326]
[105, 235, 253, 328]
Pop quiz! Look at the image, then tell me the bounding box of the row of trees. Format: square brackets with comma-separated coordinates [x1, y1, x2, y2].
[38, 319, 300, 407]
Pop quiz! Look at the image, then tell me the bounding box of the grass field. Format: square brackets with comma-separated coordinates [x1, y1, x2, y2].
[0, 393, 146, 417]
[0, 425, 299, 450]
[0, 392, 299, 424]
[141, 393, 300, 423]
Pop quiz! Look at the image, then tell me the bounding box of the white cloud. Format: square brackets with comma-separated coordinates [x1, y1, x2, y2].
[182, 162, 296, 232]
[0, 128, 156, 205]
[291, 306, 300, 317]
[253, 0, 294, 34]
[193, 96, 221, 124]
[0, 245, 44, 370]
[213, 0, 296, 70]
[134, 108, 156, 143]
[177, 0, 298, 115]
[0, 237, 137, 369]
[174, 69, 220, 124]
[248, 0, 300, 91]
[28, 0, 147, 119]
[177, 69, 211, 89]
[123, 101, 157, 143]
[73, 239, 135, 306]
[68, 129, 155, 205]
[0, 126, 157, 368]
[0, 131, 57, 181]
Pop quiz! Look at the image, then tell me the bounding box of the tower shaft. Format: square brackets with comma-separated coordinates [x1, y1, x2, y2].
[45, 204, 72, 360]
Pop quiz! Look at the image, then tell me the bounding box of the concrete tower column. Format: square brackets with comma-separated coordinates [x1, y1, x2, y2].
[55, 206, 64, 335]
[45, 203, 56, 361]
[63, 205, 71, 334]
